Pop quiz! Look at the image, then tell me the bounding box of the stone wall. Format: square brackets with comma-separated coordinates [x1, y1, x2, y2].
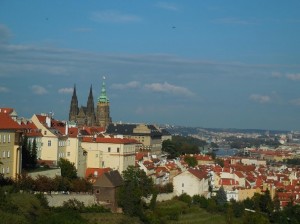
[45, 194, 97, 207]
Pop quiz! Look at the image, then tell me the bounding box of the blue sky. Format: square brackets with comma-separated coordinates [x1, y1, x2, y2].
[1, 1, 300, 131]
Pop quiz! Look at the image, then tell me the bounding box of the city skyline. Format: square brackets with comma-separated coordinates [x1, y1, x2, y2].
[1, 1, 300, 131]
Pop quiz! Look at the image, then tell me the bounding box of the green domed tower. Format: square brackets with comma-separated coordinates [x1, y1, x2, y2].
[96, 77, 112, 128]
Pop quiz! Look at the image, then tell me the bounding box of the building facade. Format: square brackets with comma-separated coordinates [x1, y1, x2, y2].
[0, 112, 22, 179]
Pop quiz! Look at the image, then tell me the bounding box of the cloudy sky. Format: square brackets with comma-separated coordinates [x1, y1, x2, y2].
[1, 1, 300, 131]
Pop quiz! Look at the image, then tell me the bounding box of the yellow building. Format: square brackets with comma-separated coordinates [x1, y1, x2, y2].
[0, 112, 22, 179]
[81, 136, 137, 173]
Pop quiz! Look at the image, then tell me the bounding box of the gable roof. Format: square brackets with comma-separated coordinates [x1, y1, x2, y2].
[93, 170, 123, 187]
[0, 113, 21, 130]
[188, 168, 208, 180]
[106, 123, 162, 137]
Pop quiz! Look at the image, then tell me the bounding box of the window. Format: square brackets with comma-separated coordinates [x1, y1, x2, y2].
[2, 151, 5, 158]
[96, 190, 100, 194]
[1, 168, 4, 174]
[96, 154, 98, 158]
[48, 140, 51, 146]
[44, 131, 47, 135]
[8, 134, 10, 143]
[117, 147, 120, 153]
[102, 161, 105, 167]
[3, 135, 6, 143]
[108, 147, 111, 152]
[182, 183, 184, 187]
[6, 167, 9, 173]
[7, 151, 10, 158]
[67, 152, 70, 157]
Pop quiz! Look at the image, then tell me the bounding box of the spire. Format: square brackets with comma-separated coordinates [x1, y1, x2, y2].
[87, 84, 95, 114]
[98, 76, 109, 103]
[88, 84, 93, 98]
[72, 84, 77, 98]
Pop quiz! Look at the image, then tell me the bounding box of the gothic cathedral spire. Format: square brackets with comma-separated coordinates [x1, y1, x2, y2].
[86, 84, 96, 126]
[69, 84, 79, 122]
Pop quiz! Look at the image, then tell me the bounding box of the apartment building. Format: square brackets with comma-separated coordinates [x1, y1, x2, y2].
[0, 113, 22, 179]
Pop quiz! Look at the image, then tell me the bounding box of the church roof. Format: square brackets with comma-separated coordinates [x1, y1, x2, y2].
[106, 123, 162, 137]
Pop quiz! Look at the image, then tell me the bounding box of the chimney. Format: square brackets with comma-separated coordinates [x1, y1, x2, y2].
[46, 116, 51, 128]
[65, 122, 69, 135]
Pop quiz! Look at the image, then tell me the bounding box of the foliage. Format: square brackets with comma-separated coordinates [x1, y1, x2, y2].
[225, 136, 280, 149]
[216, 186, 227, 206]
[118, 166, 154, 218]
[192, 195, 208, 209]
[162, 139, 178, 159]
[58, 158, 77, 179]
[184, 155, 197, 167]
[206, 151, 216, 160]
[177, 193, 192, 205]
[215, 158, 225, 167]
[155, 182, 173, 193]
[284, 158, 300, 165]
[21, 136, 38, 169]
[162, 136, 207, 159]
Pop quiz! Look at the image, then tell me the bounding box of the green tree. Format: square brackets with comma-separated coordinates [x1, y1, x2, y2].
[58, 158, 77, 179]
[184, 155, 197, 167]
[162, 139, 178, 159]
[21, 136, 31, 169]
[30, 138, 38, 168]
[118, 166, 154, 219]
[216, 186, 227, 206]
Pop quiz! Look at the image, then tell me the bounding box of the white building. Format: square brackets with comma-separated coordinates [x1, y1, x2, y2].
[173, 168, 209, 197]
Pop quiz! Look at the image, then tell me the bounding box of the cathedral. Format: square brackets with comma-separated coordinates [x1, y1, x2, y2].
[69, 78, 112, 128]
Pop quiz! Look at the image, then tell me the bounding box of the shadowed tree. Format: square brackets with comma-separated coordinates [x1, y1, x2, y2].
[58, 158, 77, 180]
[118, 166, 154, 219]
[216, 186, 227, 206]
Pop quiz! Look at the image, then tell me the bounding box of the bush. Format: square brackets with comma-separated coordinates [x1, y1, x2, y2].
[177, 193, 192, 205]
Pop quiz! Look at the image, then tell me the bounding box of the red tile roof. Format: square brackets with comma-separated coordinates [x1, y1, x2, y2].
[85, 167, 112, 179]
[82, 136, 138, 144]
[0, 113, 21, 130]
[0, 108, 14, 114]
[188, 168, 208, 180]
[68, 127, 78, 138]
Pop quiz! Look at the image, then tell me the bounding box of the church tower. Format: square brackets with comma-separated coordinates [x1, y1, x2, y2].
[69, 84, 79, 122]
[96, 77, 112, 128]
[86, 85, 96, 126]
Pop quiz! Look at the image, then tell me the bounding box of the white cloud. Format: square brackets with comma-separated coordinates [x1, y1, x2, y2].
[249, 94, 270, 103]
[58, 88, 73, 94]
[286, 73, 300, 80]
[111, 81, 140, 90]
[156, 2, 179, 11]
[31, 85, 48, 95]
[91, 11, 141, 23]
[0, 86, 9, 92]
[145, 82, 194, 97]
[290, 98, 300, 106]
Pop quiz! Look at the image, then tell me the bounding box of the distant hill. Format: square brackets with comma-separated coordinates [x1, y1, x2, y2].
[161, 125, 289, 136]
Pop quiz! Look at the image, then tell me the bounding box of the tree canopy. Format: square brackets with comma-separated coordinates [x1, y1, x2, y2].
[58, 158, 77, 180]
[118, 166, 154, 219]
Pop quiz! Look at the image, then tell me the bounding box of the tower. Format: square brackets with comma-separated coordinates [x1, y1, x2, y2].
[96, 77, 112, 128]
[86, 85, 96, 126]
[69, 84, 79, 122]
